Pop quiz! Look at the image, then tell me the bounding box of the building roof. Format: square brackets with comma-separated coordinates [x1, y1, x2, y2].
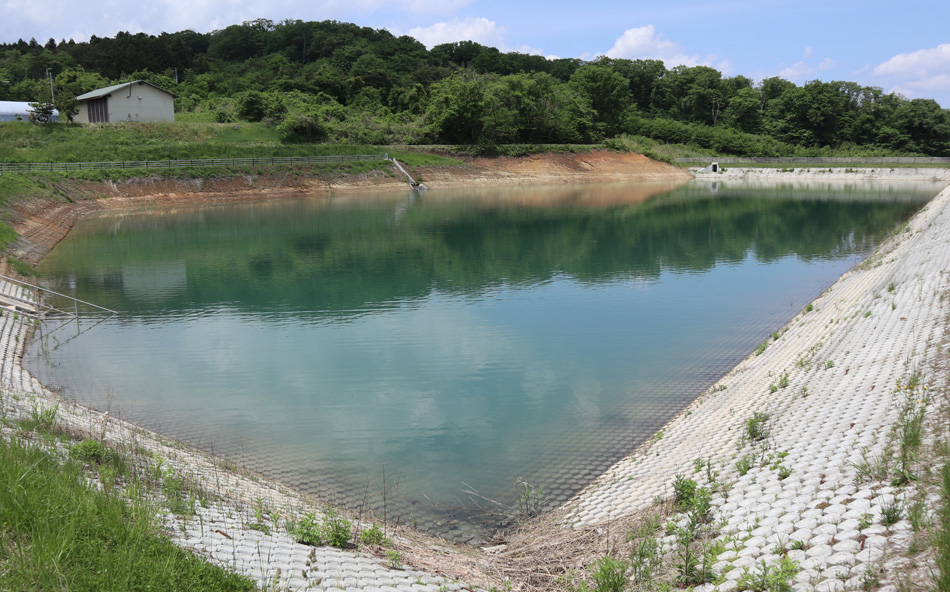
[76, 80, 178, 101]
[0, 101, 38, 115]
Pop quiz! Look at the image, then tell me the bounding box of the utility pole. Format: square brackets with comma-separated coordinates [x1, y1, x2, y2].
[173, 67, 179, 83]
[45, 67, 54, 103]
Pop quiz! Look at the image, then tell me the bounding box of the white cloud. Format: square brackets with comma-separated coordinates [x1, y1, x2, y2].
[318, 0, 474, 14]
[776, 57, 834, 82]
[408, 17, 507, 49]
[604, 25, 709, 68]
[803, 46, 812, 59]
[714, 59, 734, 76]
[777, 62, 810, 80]
[891, 73, 950, 95]
[888, 86, 913, 100]
[400, 0, 473, 13]
[873, 43, 950, 78]
[511, 44, 547, 57]
[872, 44, 950, 101]
[399, 18, 551, 54]
[0, 0, 477, 43]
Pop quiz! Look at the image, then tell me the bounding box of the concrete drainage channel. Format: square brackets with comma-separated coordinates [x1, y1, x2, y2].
[1, 171, 949, 591]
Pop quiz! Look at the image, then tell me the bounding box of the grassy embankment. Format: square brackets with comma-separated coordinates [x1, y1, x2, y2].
[0, 402, 256, 591]
[0, 120, 468, 258]
[0, 119, 628, 167]
[0, 120, 690, 262]
[0, 120, 454, 164]
[605, 135, 950, 168]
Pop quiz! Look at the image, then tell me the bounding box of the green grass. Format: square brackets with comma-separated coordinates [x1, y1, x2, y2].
[0, 121, 462, 166]
[6, 258, 38, 276]
[745, 412, 771, 442]
[2, 121, 937, 171]
[433, 143, 602, 158]
[0, 124, 461, 256]
[0, 436, 254, 592]
[0, 172, 75, 238]
[736, 556, 798, 592]
[606, 134, 710, 163]
[936, 461, 950, 591]
[0, 223, 17, 252]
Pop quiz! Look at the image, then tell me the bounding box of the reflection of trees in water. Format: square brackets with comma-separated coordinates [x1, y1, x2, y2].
[39, 184, 928, 316]
[29, 182, 936, 542]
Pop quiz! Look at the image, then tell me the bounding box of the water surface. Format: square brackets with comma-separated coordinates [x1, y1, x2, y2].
[26, 179, 941, 542]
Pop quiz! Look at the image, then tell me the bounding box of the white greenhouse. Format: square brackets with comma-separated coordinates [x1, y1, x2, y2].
[0, 101, 60, 122]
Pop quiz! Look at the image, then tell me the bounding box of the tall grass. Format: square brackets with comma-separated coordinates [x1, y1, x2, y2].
[0, 436, 254, 591]
[936, 461, 950, 590]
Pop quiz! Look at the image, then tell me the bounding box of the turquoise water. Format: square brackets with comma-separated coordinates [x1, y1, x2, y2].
[25, 180, 941, 542]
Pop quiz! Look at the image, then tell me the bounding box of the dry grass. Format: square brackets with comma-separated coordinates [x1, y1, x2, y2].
[395, 501, 674, 591]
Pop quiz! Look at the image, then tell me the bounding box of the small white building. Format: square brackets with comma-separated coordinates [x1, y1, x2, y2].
[0, 101, 60, 122]
[74, 80, 177, 123]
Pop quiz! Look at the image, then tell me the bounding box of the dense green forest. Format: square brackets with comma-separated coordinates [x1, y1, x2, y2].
[2, 18, 949, 156]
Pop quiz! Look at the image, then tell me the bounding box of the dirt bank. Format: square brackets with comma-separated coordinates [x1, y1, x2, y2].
[2, 150, 689, 268]
[413, 150, 691, 187]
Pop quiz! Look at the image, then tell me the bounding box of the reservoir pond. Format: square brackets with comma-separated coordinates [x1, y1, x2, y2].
[25, 179, 943, 542]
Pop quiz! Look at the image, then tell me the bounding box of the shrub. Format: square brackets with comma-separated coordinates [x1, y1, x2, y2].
[880, 500, 903, 526]
[589, 555, 629, 592]
[161, 472, 195, 516]
[359, 523, 386, 546]
[286, 512, 321, 545]
[601, 137, 629, 152]
[214, 109, 235, 123]
[672, 474, 698, 510]
[321, 507, 352, 549]
[688, 486, 713, 526]
[277, 108, 328, 142]
[235, 90, 268, 122]
[70, 439, 111, 465]
[745, 412, 771, 442]
[736, 454, 754, 476]
[737, 557, 799, 592]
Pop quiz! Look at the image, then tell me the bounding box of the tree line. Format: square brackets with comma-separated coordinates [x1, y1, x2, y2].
[2, 18, 949, 155]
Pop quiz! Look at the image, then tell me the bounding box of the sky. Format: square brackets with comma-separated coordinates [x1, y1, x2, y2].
[3, 0, 950, 107]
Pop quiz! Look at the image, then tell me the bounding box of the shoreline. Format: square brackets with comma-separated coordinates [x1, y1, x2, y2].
[2, 166, 949, 590]
[695, 166, 950, 182]
[3, 149, 691, 268]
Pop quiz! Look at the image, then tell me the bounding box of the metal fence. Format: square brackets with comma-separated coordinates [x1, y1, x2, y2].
[0, 153, 390, 173]
[676, 156, 950, 165]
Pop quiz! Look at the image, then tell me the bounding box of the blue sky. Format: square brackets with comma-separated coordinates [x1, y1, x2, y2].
[3, 0, 949, 107]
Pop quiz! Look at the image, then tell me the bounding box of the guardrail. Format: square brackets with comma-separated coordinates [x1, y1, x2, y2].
[676, 156, 950, 164]
[0, 273, 117, 317]
[0, 153, 390, 173]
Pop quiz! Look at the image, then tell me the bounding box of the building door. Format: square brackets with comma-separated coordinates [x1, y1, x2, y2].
[87, 97, 109, 123]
